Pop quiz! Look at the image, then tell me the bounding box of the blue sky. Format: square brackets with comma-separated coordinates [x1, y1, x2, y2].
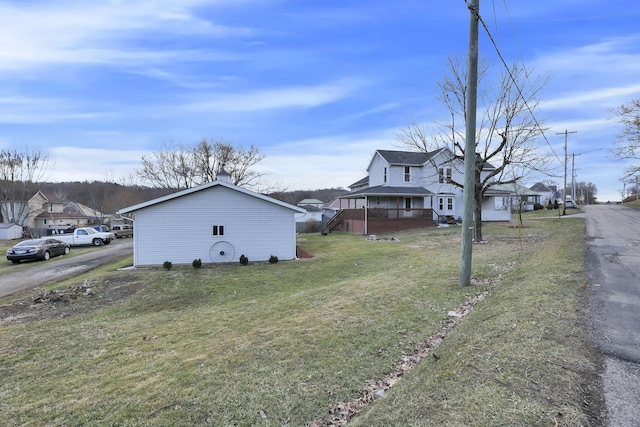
[0, 1, 639, 201]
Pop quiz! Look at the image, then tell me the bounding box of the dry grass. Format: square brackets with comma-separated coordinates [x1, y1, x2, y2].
[0, 218, 603, 426]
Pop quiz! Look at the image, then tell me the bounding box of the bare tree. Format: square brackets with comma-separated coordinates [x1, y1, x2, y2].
[611, 98, 640, 178]
[138, 140, 266, 190]
[399, 57, 550, 242]
[0, 148, 50, 230]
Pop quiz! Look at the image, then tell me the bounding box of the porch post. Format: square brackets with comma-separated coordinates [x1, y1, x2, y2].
[364, 196, 368, 235]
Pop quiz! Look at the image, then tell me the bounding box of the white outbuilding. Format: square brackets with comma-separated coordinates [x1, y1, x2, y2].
[117, 180, 306, 267]
[0, 223, 22, 240]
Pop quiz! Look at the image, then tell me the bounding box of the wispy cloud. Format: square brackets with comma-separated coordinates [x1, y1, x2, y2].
[542, 84, 640, 110]
[185, 78, 369, 113]
[0, 95, 115, 124]
[0, 0, 254, 73]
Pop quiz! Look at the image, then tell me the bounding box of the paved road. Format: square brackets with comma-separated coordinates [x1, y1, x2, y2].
[0, 239, 133, 298]
[584, 204, 640, 426]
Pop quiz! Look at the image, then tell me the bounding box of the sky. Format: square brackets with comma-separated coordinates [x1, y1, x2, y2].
[0, 1, 639, 202]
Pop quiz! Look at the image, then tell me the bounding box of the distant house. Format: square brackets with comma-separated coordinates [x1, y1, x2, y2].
[529, 182, 562, 206]
[30, 192, 88, 233]
[321, 199, 342, 222]
[297, 198, 324, 208]
[117, 178, 306, 267]
[493, 183, 541, 211]
[327, 148, 512, 234]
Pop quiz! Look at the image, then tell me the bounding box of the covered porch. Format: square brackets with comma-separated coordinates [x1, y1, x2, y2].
[326, 186, 436, 234]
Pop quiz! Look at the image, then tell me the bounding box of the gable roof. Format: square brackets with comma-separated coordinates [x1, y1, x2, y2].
[349, 176, 369, 189]
[529, 182, 552, 192]
[491, 183, 535, 195]
[297, 198, 324, 205]
[117, 180, 307, 215]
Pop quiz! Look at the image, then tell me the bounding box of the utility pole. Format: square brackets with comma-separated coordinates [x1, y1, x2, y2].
[460, 0, 479, 287]
[556, 130, 576, 215]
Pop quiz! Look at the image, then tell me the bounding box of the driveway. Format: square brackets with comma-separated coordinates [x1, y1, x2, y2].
[0, 239, 133, 299]
[584, 204, 640, 426]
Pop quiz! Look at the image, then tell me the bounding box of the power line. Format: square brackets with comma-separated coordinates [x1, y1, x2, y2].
[462, 0, 561, 164]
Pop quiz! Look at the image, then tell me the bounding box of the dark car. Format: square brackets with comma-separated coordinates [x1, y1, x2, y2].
[6, 238, 71, 264]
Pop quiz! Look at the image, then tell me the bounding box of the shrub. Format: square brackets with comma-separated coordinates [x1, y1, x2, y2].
[239, 254, 249, 265]
[192, 259, 202, 269]
[163, 261, 172, 270]
[268, 255, 279, 264]
[534, 203, 544, 210]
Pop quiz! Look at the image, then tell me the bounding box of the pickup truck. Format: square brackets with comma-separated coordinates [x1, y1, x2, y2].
[54, 227, 115, 246]
[110, 224, 133, 239]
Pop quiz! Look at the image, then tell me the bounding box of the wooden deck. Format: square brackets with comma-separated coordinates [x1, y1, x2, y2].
[327, 208, 435, 234]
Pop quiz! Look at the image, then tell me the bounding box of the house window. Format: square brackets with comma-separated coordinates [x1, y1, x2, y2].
[212, 225, 225, 236]
[438, 167, 452, 183]
[405, 198, 411, 211]
[43, 219, 47, 225]
[438, 197, 453, 211]
[404, 166, 410, 182]
[383, 167, 387, 183]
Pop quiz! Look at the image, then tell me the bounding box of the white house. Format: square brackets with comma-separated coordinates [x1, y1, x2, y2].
[328, 148, 512, 234]
[0, 223, 22, 240]
[117, 179, 306, 267]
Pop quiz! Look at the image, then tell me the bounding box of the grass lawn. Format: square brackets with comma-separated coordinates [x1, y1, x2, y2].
[0, 217, 603, 426]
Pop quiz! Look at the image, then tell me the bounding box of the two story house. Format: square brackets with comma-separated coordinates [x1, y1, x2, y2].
[327, 148, 511, 234]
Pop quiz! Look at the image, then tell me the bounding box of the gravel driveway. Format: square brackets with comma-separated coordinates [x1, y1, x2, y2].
[0, 239, 133, 298]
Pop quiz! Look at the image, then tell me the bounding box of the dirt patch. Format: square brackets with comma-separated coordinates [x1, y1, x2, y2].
[296, 245, 314, 259]
[0, 274, 145, 326]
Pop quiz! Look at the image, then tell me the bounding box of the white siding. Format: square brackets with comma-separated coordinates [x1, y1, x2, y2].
[367, 154, 388, 187]
[480, 196, 512, 221]
[132, 186, 297, 266]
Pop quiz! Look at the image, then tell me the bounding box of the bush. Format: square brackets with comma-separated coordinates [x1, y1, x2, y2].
[239, 254, 249, 265]
[192, 259, 202, 269]
[163, 261, 172, 270]
[268, 255, 279, 264]
[533, 203, 544, 210]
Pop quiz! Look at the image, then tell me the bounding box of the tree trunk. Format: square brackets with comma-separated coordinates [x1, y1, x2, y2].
[473, 189, 483, 242]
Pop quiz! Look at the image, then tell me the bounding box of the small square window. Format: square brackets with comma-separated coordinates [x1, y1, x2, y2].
[213, 225, 225, 236]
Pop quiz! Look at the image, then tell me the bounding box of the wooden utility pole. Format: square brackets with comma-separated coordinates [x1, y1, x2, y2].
[460, 0, 479, 287]
[556, 130, 577, 215]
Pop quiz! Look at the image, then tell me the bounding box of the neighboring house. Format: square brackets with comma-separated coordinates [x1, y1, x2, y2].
[0, 223, 22, 240]
[295, 205, 323, 233]
[328, 148, 512, 234]
[29, 192, 88, 234]
[492, 183, 542, 211]
[529, 182, 558, 206]
[117, 178, 307, 267]
[65, 201, 109, 225]
[321, 198, 342, 222]
[297, 198, 324, 208]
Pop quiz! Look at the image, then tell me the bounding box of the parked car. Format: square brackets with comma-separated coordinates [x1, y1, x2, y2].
[89, 225, 110, 233]
[110, 224, 133, 238]
[6, 238, 71, 264]
[565, 200, 577, 209]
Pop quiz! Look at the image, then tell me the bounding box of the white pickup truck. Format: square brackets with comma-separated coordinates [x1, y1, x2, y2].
[54, 227, 115, 246]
